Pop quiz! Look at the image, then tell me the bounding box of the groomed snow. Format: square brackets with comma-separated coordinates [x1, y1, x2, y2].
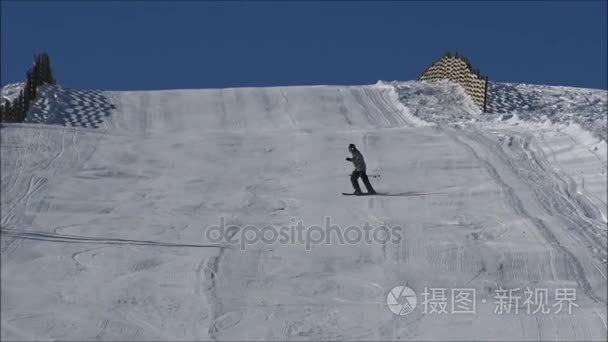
[1, 81, 606, 341]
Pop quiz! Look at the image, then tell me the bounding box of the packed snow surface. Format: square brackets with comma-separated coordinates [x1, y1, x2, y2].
[1, 80, 607, 341]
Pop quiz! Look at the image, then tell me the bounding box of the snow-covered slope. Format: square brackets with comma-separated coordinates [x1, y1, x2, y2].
[1, 81, 606, 341]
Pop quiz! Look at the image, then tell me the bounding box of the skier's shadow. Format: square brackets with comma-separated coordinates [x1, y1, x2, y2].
[374, 191, 445, 197]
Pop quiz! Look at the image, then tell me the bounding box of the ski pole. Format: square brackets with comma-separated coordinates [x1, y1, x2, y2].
[349, 173, 381, 178]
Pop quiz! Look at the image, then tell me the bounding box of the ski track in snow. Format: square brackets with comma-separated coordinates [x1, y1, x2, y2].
[1, 82, 607, 341]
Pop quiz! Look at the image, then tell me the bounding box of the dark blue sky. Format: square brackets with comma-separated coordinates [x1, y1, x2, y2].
[1, 1, 607, 90]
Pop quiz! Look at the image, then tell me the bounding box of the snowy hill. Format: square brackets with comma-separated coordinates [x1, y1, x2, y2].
[1, 80, 607, 341]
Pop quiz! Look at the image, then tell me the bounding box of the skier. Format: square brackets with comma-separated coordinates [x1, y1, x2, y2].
[346, 143, 376, 195]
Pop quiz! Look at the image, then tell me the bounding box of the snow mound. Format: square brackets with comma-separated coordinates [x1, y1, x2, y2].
[381, 80, 482, 125]
[24, 85, 115, 128]
[0, 83, 25, 104]
[385, 80, 607, 141]
[487, 82, 607, 141]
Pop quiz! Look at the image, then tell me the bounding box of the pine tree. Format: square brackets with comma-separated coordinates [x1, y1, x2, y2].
[32, 56, 40, 89]
[25, 70, 33, 107]
[7, 101, 14, 122]
[4, 52, 57, 123]
[0, 101, 7, 122]
[15, 90, 25, 122]
[32, 67, 38, 100]
[38, 54, 48, 86]
[38, 54, 45, 85]
[3, 99, 14, 122]
[29, 53, 56, 87]
[46, 54, 56, 85]
[5, 99, 13, 122]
